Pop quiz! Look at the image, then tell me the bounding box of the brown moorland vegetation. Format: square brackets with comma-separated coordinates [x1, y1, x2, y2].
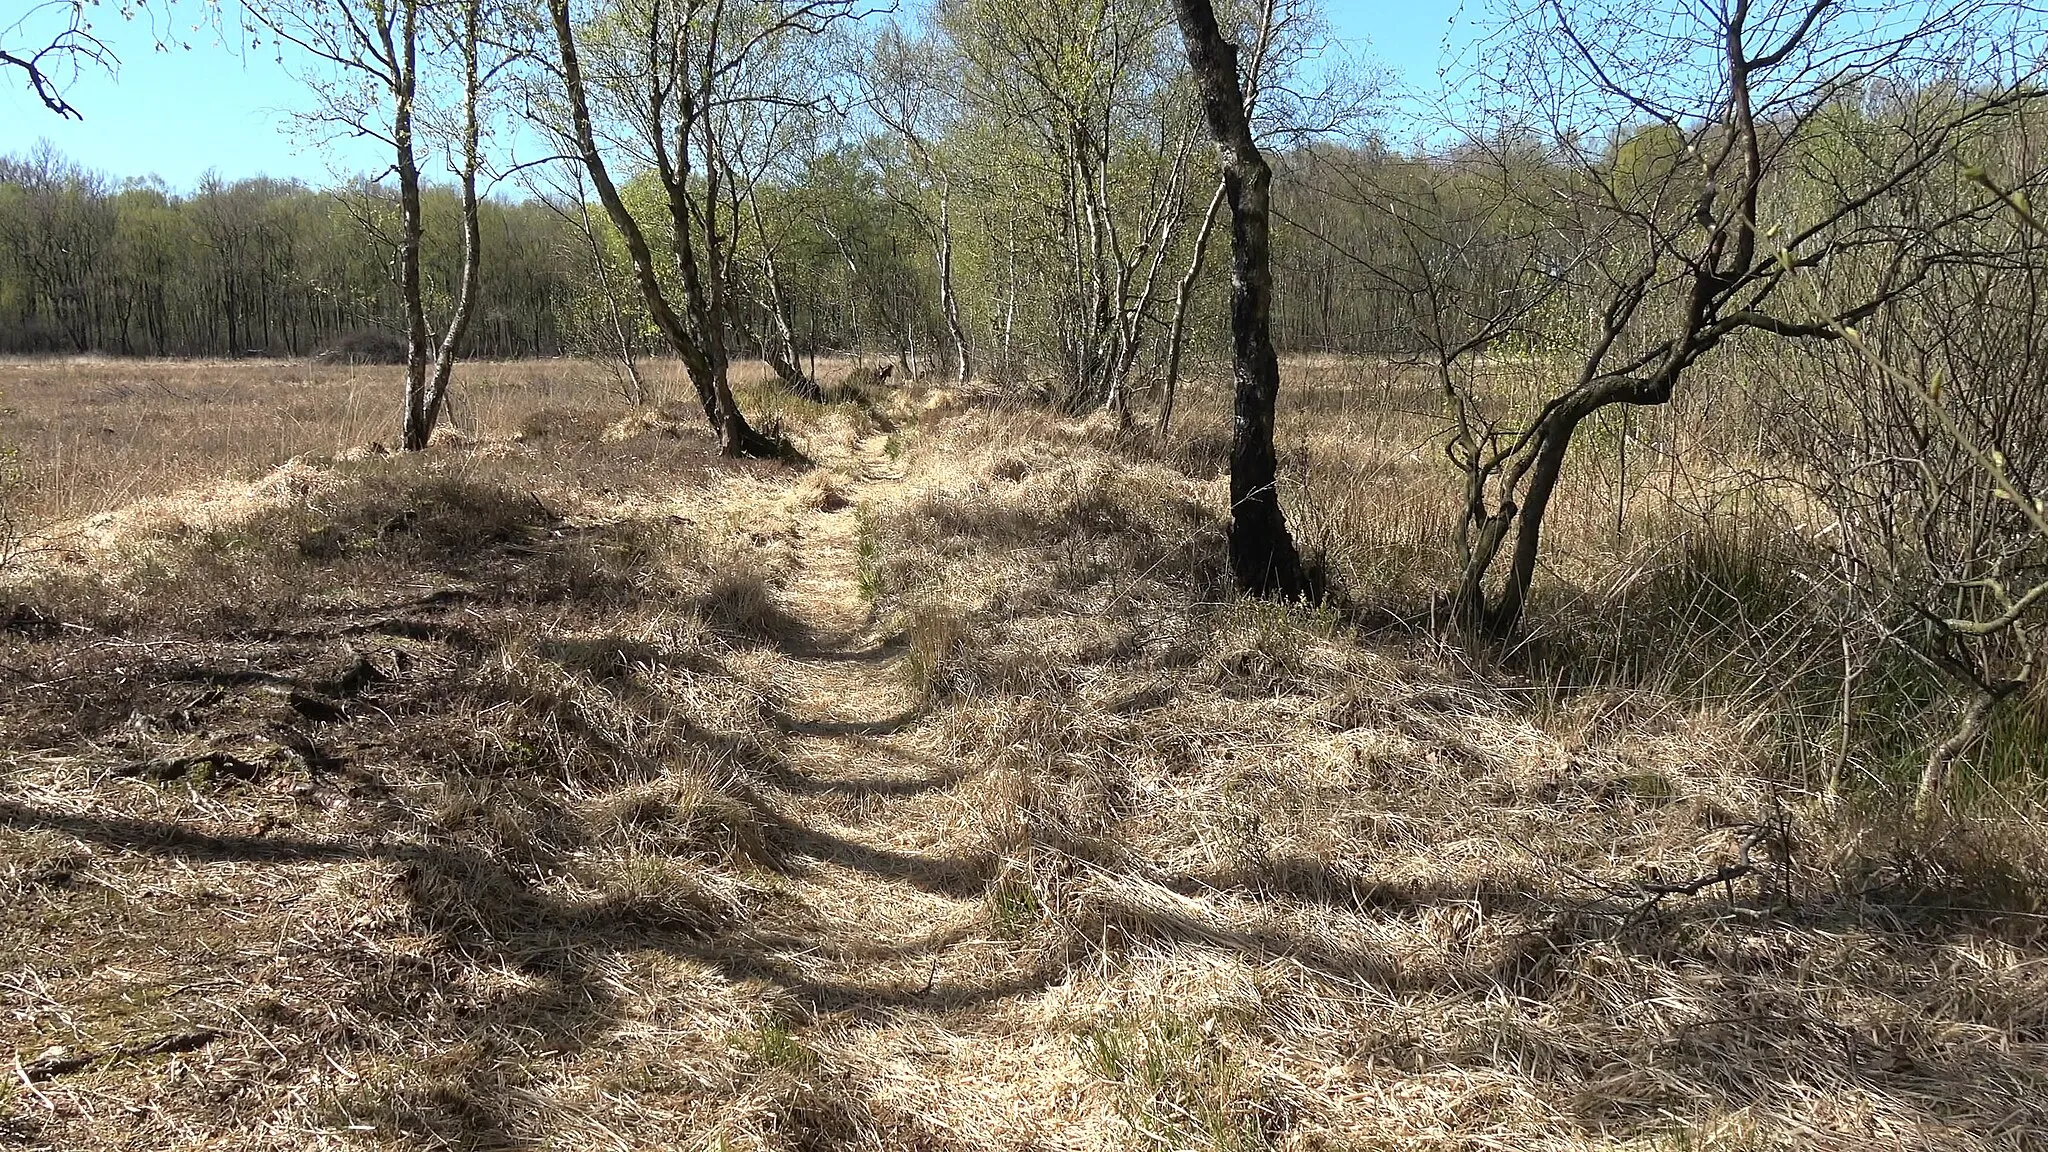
[0, 357, 2043, 1151]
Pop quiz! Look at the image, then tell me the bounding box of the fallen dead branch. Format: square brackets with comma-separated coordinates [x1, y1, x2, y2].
[17, 1028, 219, 1083]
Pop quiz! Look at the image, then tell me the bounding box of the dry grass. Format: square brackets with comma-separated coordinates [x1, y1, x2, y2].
[1162, 355, 2048, 799]
[0, 355, 849, 523]
[0, 356, 2043, 1151]
[860, 402, 2048, 1151]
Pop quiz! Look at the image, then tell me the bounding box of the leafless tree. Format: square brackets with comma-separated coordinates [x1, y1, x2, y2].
[1277, 138, 1593, 610]
[1776, 151, 2048, 815]
[246, 0, 490, 450]
[4, 0, 117, 118]
[1444, 0, 2044, 637]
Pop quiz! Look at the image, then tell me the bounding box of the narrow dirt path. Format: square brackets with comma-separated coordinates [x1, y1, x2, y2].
[756, 434, 985, 1000]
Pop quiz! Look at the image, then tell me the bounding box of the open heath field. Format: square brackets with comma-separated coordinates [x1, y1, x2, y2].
[0, 356, 2043, 1151]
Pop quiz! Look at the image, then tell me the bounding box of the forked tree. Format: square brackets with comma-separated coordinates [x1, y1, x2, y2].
[543, 0, 857, 457]
[246, 0, 488, 451]
[1277, 140, 1589, 576]
[4, 0, 117, 118]
[1443, 0, 2043, 637]
[863, 25, 972, 389]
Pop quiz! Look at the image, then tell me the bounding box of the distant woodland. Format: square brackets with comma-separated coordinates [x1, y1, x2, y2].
[0, 140, 1450, 365]
[0, 155, 574, 358]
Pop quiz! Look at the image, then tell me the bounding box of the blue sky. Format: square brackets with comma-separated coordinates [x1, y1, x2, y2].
[0, 0, 1476, 189]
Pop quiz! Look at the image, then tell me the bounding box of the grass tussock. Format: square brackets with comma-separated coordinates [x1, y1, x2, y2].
[0, 363, 854, 1149]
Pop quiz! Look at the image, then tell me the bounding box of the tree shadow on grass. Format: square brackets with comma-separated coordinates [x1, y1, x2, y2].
[1140, 849, 2048, 1143]
[7, 459, 2043, 1148]
[760, 738, 966, 798]
[770, 705, 927, 740]
[0, 797, 1028, 1146]
[6, 787, 2045, 1147]
[770, 633, 910, 665]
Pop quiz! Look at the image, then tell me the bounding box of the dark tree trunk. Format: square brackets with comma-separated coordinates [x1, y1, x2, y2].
[391, 0, 436, 451]
[1169, 0, 1308, 598]
[1449, 409, 1581, 638]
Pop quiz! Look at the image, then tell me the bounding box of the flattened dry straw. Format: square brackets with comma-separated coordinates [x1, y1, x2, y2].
[0, 359, 2043, 1150]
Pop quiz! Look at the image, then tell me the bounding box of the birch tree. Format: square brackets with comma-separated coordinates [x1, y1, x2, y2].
[864, 24, 972, 387]
[1169, 0, 1307, 596]
[941, 0, 1208, 414]
[246, 0, 490, 450]
[543, 0, 857, 456]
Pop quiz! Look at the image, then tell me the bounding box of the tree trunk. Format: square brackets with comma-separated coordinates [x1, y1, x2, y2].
[1450, 504, 1515, 636]
[936, 180, 971, 387]
[394, 0, 433, 452]
[1917, 684, 2014, 818]
[687, 111, 761, 457]
[1446, 399, 1591, 637]
[547, 0, 775, 457]
[1489, 419, 1580, 635]
[1001, 199, 1019, 381]
[745, 188, 821, 401]
[757, 304, 819, 401]
[411, 0, 484, 449]
[1170, 0, 1307, 598]
[1158, 180, 1225, 437]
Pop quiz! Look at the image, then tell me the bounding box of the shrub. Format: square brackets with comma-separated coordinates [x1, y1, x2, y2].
[315, 329, 408, 365]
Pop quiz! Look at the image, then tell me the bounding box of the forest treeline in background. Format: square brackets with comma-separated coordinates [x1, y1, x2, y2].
[0, 140, 1430, 366]
[5, 0, 2048, 815]
[0, 153, 574, 358]
[7, 0, 2048, 1145]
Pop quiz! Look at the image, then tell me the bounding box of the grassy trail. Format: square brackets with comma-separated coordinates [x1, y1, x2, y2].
[751, 436, 986, 1004]
[0, 387, 2042, 1151]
